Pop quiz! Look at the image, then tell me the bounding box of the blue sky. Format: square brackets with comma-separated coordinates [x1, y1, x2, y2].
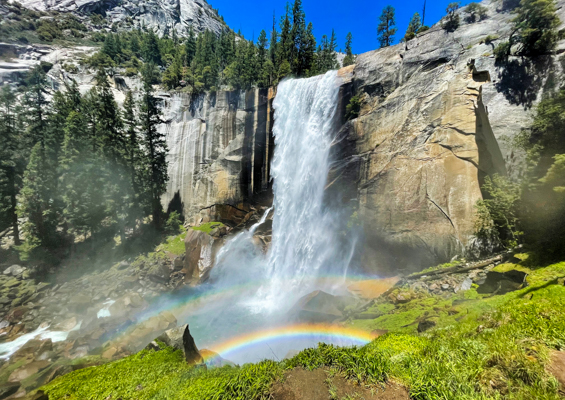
[210, 0, 471, 54]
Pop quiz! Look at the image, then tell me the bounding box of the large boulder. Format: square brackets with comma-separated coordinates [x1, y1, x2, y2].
[156, 324, 204, 366]
[183, 230, 215, 284]
[289, 291, 358, 323]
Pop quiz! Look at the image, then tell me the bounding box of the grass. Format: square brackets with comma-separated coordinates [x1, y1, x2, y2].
[40, 255, 565, 400]
[191, 222, 225, 235]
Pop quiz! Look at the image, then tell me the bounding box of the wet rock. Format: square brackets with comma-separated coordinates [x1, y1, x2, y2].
[8, 361, 50, 382]
[477, 270, 528, 295]
[417, 319, 437, 333]
[0, 382, 20, 399]
[441, 284, 451, 291]
[156, 324, 204, 365]
[184, 229, 215, 284]
[26, 390, 48, 400]
[70, 294, 92, 312]
[456, 277, 473, 293]
[3, 265, 25, 277]
[290, 291, 357, 323]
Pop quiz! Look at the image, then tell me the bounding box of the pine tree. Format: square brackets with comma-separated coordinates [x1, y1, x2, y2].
[290, 0, 306, 75]
[442, 2, 461, 32]
[513, 0, 560, 55]
[24, 66, 49, 148]
[343, 32, 355, 67]
[269, 13, 278, 64]
[184, 27, 197, 66]
[0, 86, 23, 245]
[257, 30, 269, 87]
[404, 13, 422, 41]
[140, 63, 168, 228]
[377, 5, 397, 48]
[102, 34, 118, 60]
[142, 29, 162, 65]
[277, 4, 292, 70]
[303, 22, 317, 75]
[123, 91, 145, 227]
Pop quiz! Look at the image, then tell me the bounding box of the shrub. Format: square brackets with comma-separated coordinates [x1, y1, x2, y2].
[494, 41, 511, 62]
[466, 2, 488, 23]
[165, 211, 184, 235]
[512, 0, 560, 56]
[345, 94, 361, 121]
[474, 174, 522, 248]
[442, 2, 461, 32]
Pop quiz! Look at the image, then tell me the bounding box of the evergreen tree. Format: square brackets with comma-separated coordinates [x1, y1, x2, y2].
[24, 66, 49, 147]
[303, 22, 317, 75]
[257, 30, 269, 87]
[404, 13, 422, 41]
[123, 91, 145, 227]
[442, 2, 461, 32]
[184, 28, 197, 66]
[0, 86, 23, 245]
[513, 0, 560, 55]
[277, 4, 292, 71]
[290, 0, 306, 75]
[102, 34, 118, 60]
[269, 13, 278, 64]
[59, 111, 98, 239]
[140, 63, 168, 228]
[343, 32, 355, 67]
[142, 30, 162, 65]
[378, 6, 397, 48]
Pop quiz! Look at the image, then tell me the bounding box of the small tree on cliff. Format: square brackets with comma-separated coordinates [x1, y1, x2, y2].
[513, 0, 560, 56]
[377, 6, 397, 48]
[404, 13, 422, 41]
[140, 63, 168, 229]
[343, 32, 355, 66]
[442, 2, 461, 32]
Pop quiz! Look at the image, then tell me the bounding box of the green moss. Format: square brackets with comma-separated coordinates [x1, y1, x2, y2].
[408, 260, 462, 277]
[191, 222, 225, 235]
[157, 230, 187, 256]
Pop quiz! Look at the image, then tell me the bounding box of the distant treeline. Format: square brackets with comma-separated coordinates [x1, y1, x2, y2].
[84, 0, 355, 92]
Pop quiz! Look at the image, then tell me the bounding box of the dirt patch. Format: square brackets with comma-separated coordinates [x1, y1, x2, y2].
[549, 351, 565, 394]
[271, 368, 410, 400]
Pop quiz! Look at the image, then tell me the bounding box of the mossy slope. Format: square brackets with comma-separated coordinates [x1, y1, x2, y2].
[42, 256, 565, 400]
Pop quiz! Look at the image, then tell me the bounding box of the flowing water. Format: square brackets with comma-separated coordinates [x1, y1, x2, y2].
[175, 71, 366, 363]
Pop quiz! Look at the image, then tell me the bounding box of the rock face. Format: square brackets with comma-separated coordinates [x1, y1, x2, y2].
[156, 324, 204, 365]
[15, 0, 225, 36]
[339, 0, 565, 273]
[183, 229, 215, 283]
[161, 89, 275, 223]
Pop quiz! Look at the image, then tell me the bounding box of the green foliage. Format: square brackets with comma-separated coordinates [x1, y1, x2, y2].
[442, 2, 461, 32]
[377, 5, 397, 48]
[192, 222, 225, 234]
[512, 0, 560, 56]
[404, 13, 422, 42]
[474, 174, 522, 248]
[165, 211, 184, 235]
[345, 94, 361, 121]
[465, 2, 488, 23]
[484, 34, 499, 45]
[494, 40, 512, 61]
[342, 32, 355, 67]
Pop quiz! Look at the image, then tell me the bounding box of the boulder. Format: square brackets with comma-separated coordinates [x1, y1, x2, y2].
[417, 319, 437, 333]
[477, 270, 528, 294]
[8, 361, 50, 382]
[0, 382, 20, 400]
[289, 291, 357, 323]
[3, 265, 25, 277]
[184, 230, 215, 283]
[156, 324, 204, 366]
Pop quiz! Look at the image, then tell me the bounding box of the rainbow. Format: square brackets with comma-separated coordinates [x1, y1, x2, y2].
[205, 323, 378, 360]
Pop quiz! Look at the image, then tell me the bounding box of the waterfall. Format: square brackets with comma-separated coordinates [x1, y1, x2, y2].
[254, 71, 345, 310]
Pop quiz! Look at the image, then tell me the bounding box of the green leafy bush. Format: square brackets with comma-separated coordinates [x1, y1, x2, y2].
[442, 2, 461, 32]
[345, 94, 361, 121]
[474, 174, 522, 248]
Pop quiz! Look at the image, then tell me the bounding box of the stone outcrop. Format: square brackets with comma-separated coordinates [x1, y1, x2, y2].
[161, 89, 275, 224]
[338, 0, 565, 273]
[15, 0, 225, 37]
[156, 324, 204, 365]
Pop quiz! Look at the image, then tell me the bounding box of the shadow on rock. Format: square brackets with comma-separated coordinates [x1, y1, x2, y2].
[495, 56, 553, 109]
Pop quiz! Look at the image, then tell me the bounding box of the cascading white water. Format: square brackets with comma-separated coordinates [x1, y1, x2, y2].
[252, 70, 346, 311]
[154, 71, 357, 363]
